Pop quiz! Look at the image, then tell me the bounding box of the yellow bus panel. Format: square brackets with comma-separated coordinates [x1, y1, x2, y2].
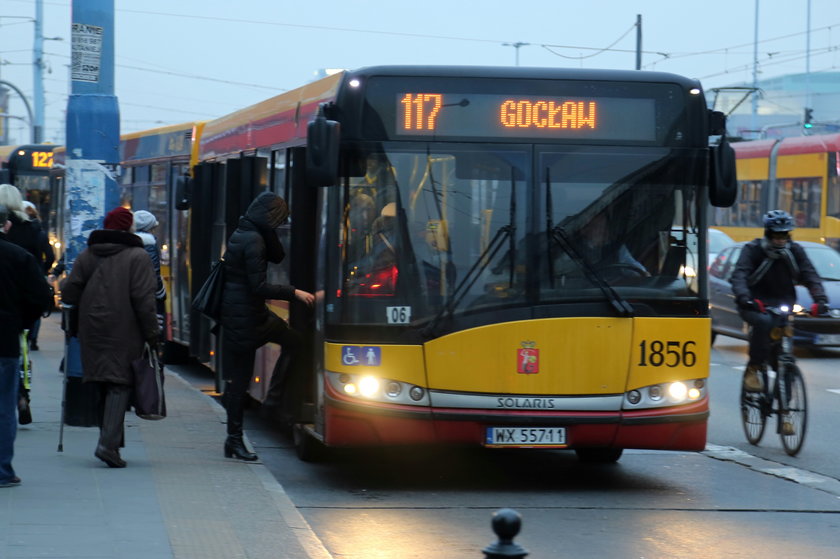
[423, 318, 633, 395]
[325, 343, 427, 387]
[626, 317, 710, 390]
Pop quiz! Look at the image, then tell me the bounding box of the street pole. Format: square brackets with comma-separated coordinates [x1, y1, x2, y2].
[805, 0, 812, 133]
[750, 0, 760, 133]
[33, 0, 44, 143]
[64, 0, 120, 376]
[502, 42, 529, 67]
[635, 14, 642, 70]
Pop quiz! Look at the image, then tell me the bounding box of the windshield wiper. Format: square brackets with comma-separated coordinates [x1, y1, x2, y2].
[423, 168, 517, 338]
[544, 169, 632, 316]
[551, 225, 634, 317]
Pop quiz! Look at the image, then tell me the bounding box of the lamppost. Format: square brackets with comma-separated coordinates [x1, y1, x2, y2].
[1, 7, 62, 143]
[33, 0, 63, 143]
[0, 79, 35, 143]
[502, 42, 530, 67]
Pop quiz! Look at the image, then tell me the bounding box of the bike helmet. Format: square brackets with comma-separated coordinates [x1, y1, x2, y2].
[763, 210, 794, 234]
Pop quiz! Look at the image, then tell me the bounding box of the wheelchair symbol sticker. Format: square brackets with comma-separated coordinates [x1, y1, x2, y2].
[341, 346, 381, 366]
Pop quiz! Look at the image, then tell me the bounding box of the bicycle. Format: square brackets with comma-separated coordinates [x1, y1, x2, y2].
[740, 305, 808, 456]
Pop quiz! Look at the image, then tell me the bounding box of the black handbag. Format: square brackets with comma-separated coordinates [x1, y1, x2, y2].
[191, 259, 225, 321]
[131, 343, 166, 420]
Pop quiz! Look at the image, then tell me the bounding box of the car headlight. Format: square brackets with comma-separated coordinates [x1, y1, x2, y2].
[624, 379, 706, 409]
[679, 264, 697, 278]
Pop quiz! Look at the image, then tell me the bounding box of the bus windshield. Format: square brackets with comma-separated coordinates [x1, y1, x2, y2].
[332, 143, 704, 328]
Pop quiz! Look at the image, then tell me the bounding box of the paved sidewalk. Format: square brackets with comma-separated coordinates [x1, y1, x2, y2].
[0, 316, 331, 559]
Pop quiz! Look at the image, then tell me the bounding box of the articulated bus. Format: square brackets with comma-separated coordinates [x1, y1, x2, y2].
[710, 133, 840, 247]
[118, 122, 203, 356]
[0, 143, 64, 250]
[120, 66, 735, 462]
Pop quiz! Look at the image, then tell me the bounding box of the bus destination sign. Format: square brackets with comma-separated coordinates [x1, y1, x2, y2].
[396, 92, 656, 141]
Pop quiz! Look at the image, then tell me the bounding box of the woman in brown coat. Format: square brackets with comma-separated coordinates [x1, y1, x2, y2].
[60, 207, 159, 468]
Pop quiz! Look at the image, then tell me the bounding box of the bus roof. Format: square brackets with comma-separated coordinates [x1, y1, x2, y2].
[200, 72, 344, 160]
[120, 121, 201, 163]
[346, 65, 703, 87]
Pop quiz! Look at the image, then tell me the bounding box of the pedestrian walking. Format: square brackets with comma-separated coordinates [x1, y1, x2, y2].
[0, 206, 53, 487]
[219, 192, 314, 461]
[0, 184, 54, 424]
[132, 210, 167, 338]
[60, 206, 159, 468]
[21, 200, 55, 350]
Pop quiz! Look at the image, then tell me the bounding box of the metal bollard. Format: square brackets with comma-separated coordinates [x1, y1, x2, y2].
[482, 508, 529, 558]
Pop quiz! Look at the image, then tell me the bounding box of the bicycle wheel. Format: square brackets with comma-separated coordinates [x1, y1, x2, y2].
[779, 364, 808, 456]
[740, 378, 767, 445]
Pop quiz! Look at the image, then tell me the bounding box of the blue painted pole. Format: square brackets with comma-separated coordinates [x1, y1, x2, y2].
[64, 0, 119, 377]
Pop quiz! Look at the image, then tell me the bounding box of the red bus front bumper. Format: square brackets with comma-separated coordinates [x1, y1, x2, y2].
[322, 389, 708, 451]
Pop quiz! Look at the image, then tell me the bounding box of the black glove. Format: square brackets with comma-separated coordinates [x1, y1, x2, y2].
[737, 297, 757, 312]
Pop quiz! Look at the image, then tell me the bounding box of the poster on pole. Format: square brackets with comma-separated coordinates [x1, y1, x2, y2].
[71, 23, 103, 83]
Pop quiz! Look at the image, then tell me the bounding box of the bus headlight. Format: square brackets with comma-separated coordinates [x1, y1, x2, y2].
[327, 371, 429, 406]
[624, 378, 706, 409]
[358, 376, 380, 397]
[668, 381, 687, 401]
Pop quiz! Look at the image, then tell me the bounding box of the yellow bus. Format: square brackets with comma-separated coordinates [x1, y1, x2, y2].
[120, 66, 736, 462]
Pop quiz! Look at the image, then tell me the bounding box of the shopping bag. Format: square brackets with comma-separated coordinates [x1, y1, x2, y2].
[131, 343, 166, 420]
[191, 259, 225, 321]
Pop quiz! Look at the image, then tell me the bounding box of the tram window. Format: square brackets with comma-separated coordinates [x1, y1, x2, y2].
[777, 177, 820, 228]
[828, 174, 840, 219]
[712, 180, 764, 227]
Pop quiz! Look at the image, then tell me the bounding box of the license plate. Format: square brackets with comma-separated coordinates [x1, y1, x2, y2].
[485, 427, 567, 448]
[815, 334, 840, 345]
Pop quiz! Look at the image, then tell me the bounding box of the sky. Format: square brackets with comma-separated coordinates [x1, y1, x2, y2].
[1, 0, 838, 145]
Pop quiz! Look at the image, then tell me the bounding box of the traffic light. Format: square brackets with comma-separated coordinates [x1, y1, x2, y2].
[804, 107, 814, 128]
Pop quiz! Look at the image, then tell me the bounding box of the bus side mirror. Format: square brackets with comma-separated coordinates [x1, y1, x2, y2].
[306, 104, 340, 187]
[175, 175, 192, 210]
[0, 169, 9, 183]
[709, 136, 737, 208]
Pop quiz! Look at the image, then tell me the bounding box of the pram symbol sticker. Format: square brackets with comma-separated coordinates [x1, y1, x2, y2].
[342, 346, 381, 366]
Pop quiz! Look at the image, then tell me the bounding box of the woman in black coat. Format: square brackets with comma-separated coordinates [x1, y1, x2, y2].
[220, 192, 314, 460]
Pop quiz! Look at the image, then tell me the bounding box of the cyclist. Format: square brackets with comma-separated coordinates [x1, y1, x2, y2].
[730, 210, 829, 392]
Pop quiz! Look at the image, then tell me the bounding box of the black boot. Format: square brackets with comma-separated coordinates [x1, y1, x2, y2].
[224, 433, 258, 461]
[224, 396, 258, 461]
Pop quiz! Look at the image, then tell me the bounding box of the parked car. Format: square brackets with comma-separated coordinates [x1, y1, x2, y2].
[709, 241, 840, 346]
[675, 227, 735, 282]
[708, 228, 735, 266]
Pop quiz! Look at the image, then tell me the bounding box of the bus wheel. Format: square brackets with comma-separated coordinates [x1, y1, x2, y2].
[575, 448, 623, 463]
[293, 424, 326, 462]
